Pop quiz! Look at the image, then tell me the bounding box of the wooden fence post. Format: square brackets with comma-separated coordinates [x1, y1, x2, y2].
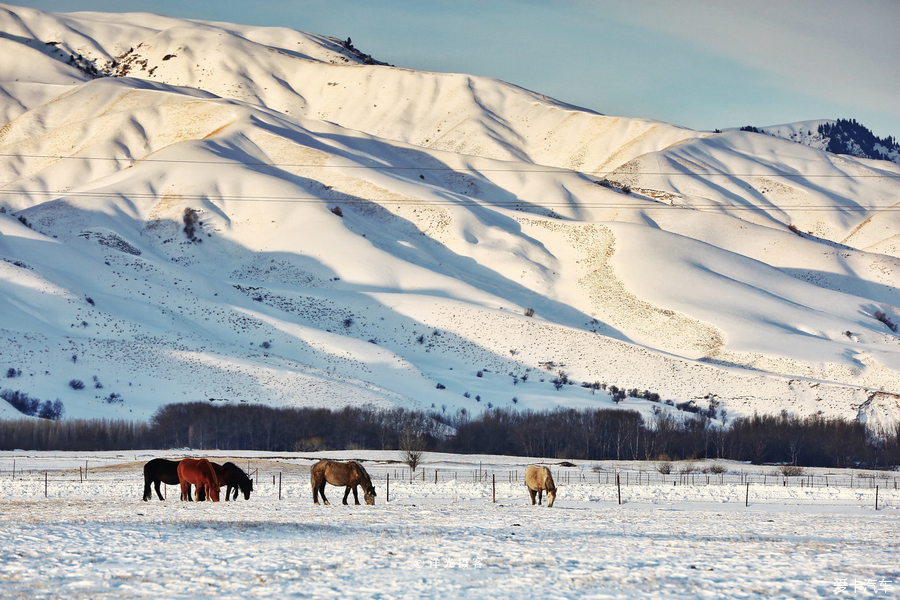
[492, 474, 496, 503]
[616, 474, 621, 505]
[278, 472, 282, 500]
[44, 471, 48, 498]
[386, 473, 390, 503]
[875, 486, 879, 511]
[745, 482, 750, 507]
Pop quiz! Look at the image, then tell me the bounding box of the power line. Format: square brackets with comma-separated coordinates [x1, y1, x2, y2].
[1, 152, 898, 179]
[0, 188, 898, 212]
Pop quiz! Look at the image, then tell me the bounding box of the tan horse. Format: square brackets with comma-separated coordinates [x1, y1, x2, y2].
[177, 458, 220, 502]
[525, 465, 557, 507]
[311, 459, 376, 505]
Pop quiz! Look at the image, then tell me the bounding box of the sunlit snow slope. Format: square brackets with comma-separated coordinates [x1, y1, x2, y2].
[1, 3, 899, 431]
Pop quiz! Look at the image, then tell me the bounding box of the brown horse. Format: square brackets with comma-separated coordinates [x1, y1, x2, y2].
[311, 459, 376, 505]
[177, 458, 220, 502]
[525, 464, 557, 507]
[209, 461, 254, 501]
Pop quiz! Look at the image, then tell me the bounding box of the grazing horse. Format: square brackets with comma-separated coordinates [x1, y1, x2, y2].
[177, 458, 220, 502]
[525, 465, 557, 507]
[143, 458, 183, 501]
[311, 459, 376, 505]
[209, 462, 254, 501]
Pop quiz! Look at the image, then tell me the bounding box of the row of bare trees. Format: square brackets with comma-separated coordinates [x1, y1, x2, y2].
[1, 403, 898, 468]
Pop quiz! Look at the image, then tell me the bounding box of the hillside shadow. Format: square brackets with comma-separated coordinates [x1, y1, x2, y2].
[779, 268, 900, 308]
[7, 198, 630, 410]
[202, 123, 630, 341]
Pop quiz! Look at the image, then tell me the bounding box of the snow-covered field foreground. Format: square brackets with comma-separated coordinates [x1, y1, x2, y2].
[1, 450, 898, 599]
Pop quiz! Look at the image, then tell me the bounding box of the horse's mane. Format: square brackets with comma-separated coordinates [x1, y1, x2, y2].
[223, 462, 249, 482]
[223, 461, 253, 491]
[350, 460, 372, 488]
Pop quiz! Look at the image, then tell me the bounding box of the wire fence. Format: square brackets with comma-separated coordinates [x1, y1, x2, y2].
[2, 460, 897, 509]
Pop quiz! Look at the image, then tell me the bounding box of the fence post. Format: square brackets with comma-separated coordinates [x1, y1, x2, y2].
[79, 467, 83, 483]
[875, 486, 879, 511]
[44, 471, 48, 498]
[616, 474, 621, 505]
[278, 472, 282, 501]
[435, 470, 438, 484]
[386, 473, 390, 503]
[492, 474, 496, 503]
[745, 482, 750, 507]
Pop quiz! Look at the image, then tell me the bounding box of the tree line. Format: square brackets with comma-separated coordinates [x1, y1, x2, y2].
[1, 402, 898, 469]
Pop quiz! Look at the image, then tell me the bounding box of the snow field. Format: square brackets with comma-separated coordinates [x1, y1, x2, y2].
[0, 451, 898, 599]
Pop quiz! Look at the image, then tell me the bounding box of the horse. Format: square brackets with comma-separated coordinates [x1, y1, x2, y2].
[177, 458, 220, 502]
[209, 461, 254, 501]
[311, 459, 376, 505]
[143, 458, 183, 501]
[525, 464, 557, 507]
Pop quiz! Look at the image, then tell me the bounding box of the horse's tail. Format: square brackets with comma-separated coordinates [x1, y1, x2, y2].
[310, 463, 316, 492]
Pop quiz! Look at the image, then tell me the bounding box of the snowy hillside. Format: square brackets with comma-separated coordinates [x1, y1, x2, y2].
[1, 3, 899, 432]
[737, 120, 900, 165]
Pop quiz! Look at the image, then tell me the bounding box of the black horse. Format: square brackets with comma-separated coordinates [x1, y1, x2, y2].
[143, 458, 185, 501]
[211, 462, 254, 501]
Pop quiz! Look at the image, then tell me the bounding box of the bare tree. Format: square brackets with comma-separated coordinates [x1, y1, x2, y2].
[399, 426, 426, 472]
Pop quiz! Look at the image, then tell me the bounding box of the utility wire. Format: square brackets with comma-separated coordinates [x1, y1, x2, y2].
[1, 153, 898, 179]
[0, 188, 898, 212]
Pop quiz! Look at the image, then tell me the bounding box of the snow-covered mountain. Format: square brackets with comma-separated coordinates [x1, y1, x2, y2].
[1, 3, 899, 432]
[738, 119, 900, 165]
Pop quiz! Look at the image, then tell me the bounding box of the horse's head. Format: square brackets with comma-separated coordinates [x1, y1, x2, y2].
[364, 485, 376, 505]
[241, 479, 254, 501]
[207, 482, 221, 502]
[546, 486, 557, 508]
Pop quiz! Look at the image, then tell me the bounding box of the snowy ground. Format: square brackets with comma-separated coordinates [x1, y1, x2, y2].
[1, 450, 898, 599]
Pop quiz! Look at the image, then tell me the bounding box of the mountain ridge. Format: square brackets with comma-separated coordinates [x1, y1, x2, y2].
[1, 3, 899, 434]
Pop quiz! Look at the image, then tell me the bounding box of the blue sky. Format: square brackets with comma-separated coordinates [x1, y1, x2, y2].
[11, 0, 900, 139]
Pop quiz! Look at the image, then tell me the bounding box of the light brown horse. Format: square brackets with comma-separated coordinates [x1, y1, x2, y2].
[525, 464, 557, 507]
[177, 458, 220, 502]
[311, 459, 376, 505]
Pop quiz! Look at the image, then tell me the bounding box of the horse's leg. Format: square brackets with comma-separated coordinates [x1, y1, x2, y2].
[529, 488, 537, 505]
[143, 477, 152, 501]
[537, 489, 543, 505]
[154, 480, 165, 501]
[342, 486, 351, 505]
[319, 483, 331, 506]
[180, 480, 189, 502]
[351, 485, 361, 505]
